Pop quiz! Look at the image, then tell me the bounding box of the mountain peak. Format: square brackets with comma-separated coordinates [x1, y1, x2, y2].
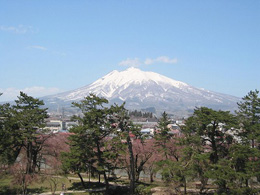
[125, 67, 141, 71]
[47, 68, 239, 114]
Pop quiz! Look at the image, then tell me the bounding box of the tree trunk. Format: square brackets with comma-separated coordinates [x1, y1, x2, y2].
[252, 139, 255, 148]
[103, 171, 109, 192]
[26, 142, 33, 174]
[32, 149, 38, 173]
[135, 155, 140, 182]
[150, 172, 154, 183]
[210, 133, 218, 164]
[77, 172, 86, 189]
[22, 173, 27, 195]
[126, 168, 131, 180]
[88, 166, 91, 183]
[127, 135, 135, 195]
[96, 141, 109, 192]
[135, 171, 140, 182]
[184, 177, 187, 194]
[246, 178, 249, 187]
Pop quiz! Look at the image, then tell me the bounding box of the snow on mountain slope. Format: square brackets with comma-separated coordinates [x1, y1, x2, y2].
[45, 67, 240, 113]
[53, 67, 190, 100]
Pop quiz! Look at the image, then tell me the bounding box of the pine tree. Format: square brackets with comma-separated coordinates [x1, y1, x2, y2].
[154, 112, 191, 193]
[63, 94, 115, 192]
[0, 92, 49, 194]
[61, 125, 95, 188]
[0, 102, 22, 165]
[181, 121, 211, 193]
[155, 111, 172, 160]
[111, 103, 141, 195]
[235, 90, 260, 189]
[236, 89, 260, 148]
[13, 92, 49, 174]
[188, 107, 237, 164]
[183, 107, 238, 193]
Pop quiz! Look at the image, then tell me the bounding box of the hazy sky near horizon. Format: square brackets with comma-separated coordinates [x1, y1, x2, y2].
[0, 1, 259, 101]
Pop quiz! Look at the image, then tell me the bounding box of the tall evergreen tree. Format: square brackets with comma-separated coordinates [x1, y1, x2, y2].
[183, 107, 238, 193]
[0, 102, 22, 165]
[235, 89, 260, 189]
[13, 92, 49, 174]
[236, 89, 260, 148]
[63, 94, 115, 192]
[112, 103, 141, 195]
[154, 112, 190, 193]
[61, 125, 95, 189]
[155, 111, 172, 160]
[187, 107, 237, 164]
[181, 119, 211, 193]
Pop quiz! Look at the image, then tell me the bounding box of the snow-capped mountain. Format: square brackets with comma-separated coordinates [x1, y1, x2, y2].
[44, 67, 240, 115]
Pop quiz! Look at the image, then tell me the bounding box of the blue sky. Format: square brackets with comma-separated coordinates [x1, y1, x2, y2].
[0, 1, 259, 101]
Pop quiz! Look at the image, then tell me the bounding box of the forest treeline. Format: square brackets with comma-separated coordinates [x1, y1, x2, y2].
[0, 90, 260, 194]
[129, 110, 154, 119]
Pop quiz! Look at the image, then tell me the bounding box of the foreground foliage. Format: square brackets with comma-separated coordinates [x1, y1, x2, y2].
[1, 90, 260, 194]
[157, 90, 260, 194]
